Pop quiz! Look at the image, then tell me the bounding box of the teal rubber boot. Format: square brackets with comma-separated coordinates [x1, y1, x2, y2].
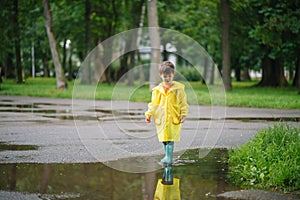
[160, 142, 174, 164]
[162, 165, 173, 185]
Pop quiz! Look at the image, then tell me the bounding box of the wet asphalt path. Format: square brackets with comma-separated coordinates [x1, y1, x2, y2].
[0, 95, 299, 164]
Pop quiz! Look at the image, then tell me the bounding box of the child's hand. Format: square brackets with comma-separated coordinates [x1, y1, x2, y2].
[180, 116, 186, 123]
[145, 116, 151, 123]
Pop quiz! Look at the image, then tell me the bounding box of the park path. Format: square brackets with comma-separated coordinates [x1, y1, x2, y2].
[0, 95, 299, 164]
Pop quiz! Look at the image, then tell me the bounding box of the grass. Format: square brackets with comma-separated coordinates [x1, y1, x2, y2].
[228, 124, 300, 192]
[0, 77, 299, 109]
[226, 81, 300, 109]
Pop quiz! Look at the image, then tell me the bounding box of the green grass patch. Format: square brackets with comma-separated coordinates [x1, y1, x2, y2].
[226, 81, 300, 109]
[0, 78, 299, 109]
[228, 124, 300, 192]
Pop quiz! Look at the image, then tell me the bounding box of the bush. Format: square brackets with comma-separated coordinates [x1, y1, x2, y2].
[176, 67, 202, 81]
[228, 123, 300, 192]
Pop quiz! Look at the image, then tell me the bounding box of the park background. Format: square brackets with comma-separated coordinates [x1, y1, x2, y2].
[0, 0, 300, 197]
[0, 0, 300, 98]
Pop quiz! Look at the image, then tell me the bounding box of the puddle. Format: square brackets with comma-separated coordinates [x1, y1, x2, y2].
[0, 142, 39, 151]
[0, 104, 38, 109]
[188, 117, 300, 122]
[1, 101, 298, 123]
[92, 108, 144, 115]
[0, 109, 59, 113]
[0, 149, 239, 199]
[0, 100, 13, 102]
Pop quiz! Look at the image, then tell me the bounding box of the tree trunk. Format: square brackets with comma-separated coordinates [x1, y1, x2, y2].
[296, 56, 300, 94]
[42, 0, 66, 89]
[147, 0, 161, 90]
[127, 51, 135, 86]
[298, 60, 300, 94]
[13, 0, 23, 83]
[9, 164, 17, 190]
[31, 43, 35, 78]
[94, 43, 107, 83]
[115, 41, 130, 82]
[127, 2, 145, 86]
[5, 52, 15, 78]
[103, 41, 112, 84]
[292, 62, 298, 87]
[43, 55, 50, 77]
[68, 43, 73, 81]
[81, 0, 91, 84]
[138, 52, 145, 85]
[143, 172, 156, 199]
[292, 50, 300, 94]
[235, 68, 241, 81]
[137, 3, 146, 85]
[221, 0, 232, 91]
[202, 56, 209, 84]
[6, 7, 15, 79]
[259, 56, 272, 86]
[62, 39, 67, 73]
[241, 67, 251, 81]
[289, 66, 294, 82]
[274, 59, 288, 86]
[210, 61, 215, 85]
[162, 43, 168, 61]
[127, 23, 141, 85]
[258, 56, 288, 87]
[40, 164, 51, 194]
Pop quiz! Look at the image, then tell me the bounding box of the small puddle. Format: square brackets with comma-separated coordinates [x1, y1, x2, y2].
[188, 117, 300, 122]
[0, 149, 239, 199]
[0, 142, 39, 151]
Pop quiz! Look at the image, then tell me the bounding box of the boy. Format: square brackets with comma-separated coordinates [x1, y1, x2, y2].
[145, 61, 188, 165]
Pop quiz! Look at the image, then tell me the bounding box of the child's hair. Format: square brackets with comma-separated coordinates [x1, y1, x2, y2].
[159, 61, 175, 75]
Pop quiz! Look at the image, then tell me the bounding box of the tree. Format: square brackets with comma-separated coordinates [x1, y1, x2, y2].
[13, 0, 23, 83]
[42, 0, 66, 89]
[81, 0, 92, 84]
[246, 0, 299, 87]
[147, 0, 161, 90]
[1, 1, 16, 79]
[221, 0, 232, 91]
[158, 0, 221, 85]
[294, 51, 300, 94]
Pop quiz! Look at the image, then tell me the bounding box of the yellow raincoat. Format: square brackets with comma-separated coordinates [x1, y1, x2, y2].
[145, 81, 188, 142]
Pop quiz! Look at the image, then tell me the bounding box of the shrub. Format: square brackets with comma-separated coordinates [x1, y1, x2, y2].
[176, 67, 202, 81]
[228, 123, 300, 192]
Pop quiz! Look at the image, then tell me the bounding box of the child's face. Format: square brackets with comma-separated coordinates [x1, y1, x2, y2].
[160, 73, 174, 86]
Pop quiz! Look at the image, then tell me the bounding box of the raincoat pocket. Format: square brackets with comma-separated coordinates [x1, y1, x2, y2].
[172, 116, 181, 125]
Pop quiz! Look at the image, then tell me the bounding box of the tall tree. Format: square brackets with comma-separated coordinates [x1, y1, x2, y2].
[81, 0, 91, 84]
[2, 1, 16, 79]
[245, 0, 299, 87]
[294, 52, 300, 94]
[42, 0, 66, 89]
[13, 0, 23, 83]
[221, 0, 232, 91]
[147, 0, 161, 90]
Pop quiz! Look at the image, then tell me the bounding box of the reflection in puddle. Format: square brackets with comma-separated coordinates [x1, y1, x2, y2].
[154, 165, 180, 199]
[0, 149, 239, 199]
[0, 142, 39, 151]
